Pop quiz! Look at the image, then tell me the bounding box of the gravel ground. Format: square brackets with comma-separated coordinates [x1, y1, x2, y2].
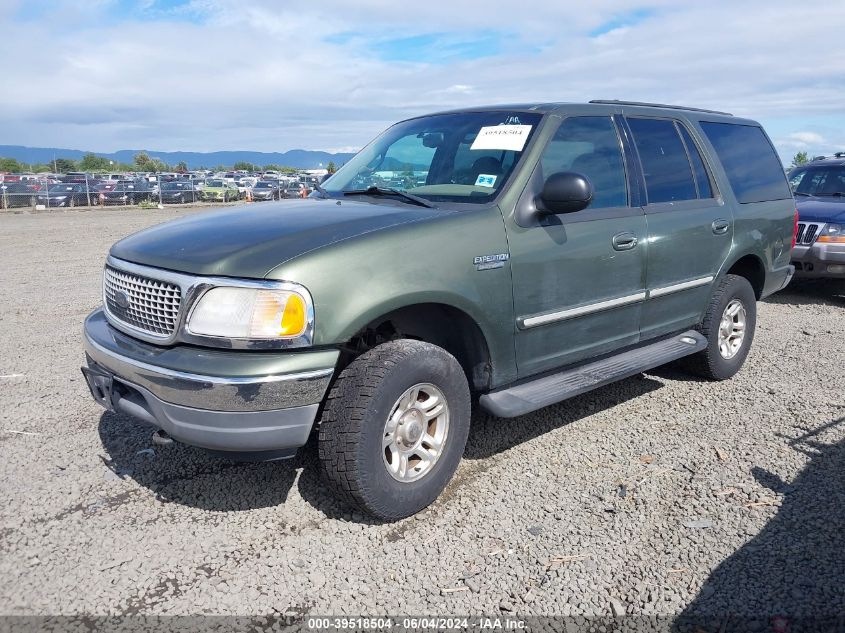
[0, 207, 843, 621]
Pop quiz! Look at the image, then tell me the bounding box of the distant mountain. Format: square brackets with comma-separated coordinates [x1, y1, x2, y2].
[0, 145, 357, 170]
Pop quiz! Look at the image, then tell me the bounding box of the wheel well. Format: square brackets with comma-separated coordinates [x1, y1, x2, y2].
[342, 304, 493, 392]
[726, 255, 765, 299]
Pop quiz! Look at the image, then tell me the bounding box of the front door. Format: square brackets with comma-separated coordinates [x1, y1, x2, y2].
[506, 114, 648, 378]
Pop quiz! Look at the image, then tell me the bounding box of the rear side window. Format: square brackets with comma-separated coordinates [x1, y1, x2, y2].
[700, 122, 791, 203]
[627, 118, 697, 203]
[677, 124, 713, 199]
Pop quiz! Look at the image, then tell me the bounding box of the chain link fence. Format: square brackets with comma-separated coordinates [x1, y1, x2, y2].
[0, 171, 320, 211]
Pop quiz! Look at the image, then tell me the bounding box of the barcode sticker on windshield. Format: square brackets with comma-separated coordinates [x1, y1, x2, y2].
[470, 125, 532, 152]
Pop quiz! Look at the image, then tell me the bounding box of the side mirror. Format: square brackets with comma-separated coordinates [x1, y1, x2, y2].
[537, 171, 593, 214]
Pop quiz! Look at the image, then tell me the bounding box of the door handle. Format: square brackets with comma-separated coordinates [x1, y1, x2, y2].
[612, 232, 638, 251]
[712, 219, 730, 235]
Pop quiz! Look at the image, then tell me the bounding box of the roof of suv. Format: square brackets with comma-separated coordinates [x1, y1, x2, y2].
[801, 153, 845, 167]
[425, 100, 743, 124]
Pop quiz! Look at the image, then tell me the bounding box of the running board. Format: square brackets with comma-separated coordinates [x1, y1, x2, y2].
[479, 330, 706, 418]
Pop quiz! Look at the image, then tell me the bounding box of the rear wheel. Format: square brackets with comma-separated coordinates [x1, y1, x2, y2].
[682, 274, 756, 380]
[318, 339, 471, 520]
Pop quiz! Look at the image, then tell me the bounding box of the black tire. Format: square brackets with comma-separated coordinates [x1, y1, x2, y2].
[682, 274, 757, 380]
[318, 339, 471, 521]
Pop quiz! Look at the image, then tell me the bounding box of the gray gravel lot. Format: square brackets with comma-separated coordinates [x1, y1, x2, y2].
[0, 207, 843, 620]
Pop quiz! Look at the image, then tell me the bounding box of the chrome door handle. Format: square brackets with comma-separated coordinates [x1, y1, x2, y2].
[712, 219, 730, 235]
[612, 232, 638, 251]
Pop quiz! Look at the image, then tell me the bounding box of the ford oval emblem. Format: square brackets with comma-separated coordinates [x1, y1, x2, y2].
[114, 290, 130, 309]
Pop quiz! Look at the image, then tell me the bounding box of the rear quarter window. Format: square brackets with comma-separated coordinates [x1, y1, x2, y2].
[700, 122, 791, 203]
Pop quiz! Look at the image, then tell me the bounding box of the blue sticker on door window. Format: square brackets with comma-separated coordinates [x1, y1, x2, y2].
[475, 174, 497, 188]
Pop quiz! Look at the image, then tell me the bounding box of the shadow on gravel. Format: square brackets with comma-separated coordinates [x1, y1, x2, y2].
[97, 374, 668, 519]
[97, 411, 301, 512]
[676, 416, 845, 630]
[763, 278, 845, 307]
[463, 374, 664, 460]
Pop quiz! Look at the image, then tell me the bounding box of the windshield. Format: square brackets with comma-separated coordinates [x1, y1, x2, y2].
[322, 111, 542, 204]
[789, 166, 845, 196]
[162, 183, 185, 191]
[254, 182, 274, 189]
[206, 179, 225, 187]
[48, 185, 77, 193]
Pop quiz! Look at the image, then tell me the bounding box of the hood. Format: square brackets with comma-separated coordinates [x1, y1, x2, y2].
[109, 197, 444, 278]
[796, 198, 845, 224]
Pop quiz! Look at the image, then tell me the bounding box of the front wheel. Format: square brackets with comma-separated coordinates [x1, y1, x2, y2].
[683, 274, 757, 380]
[318, 339, 471, 520]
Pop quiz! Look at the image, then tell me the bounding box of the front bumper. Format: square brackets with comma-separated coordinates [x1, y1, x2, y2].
[82, 309, 338, 457]
[791, 242, 845, 278]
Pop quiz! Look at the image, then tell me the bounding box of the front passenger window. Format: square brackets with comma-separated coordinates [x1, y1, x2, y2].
[539, 116, 628, 209]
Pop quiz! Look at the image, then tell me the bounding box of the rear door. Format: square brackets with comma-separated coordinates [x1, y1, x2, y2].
[507, 112, 648, 377]
[623, 115, 731, 340]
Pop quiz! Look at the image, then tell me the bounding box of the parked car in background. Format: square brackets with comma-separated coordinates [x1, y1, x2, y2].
[250, 181, 281, 201]
[200, 179, 240, 202]
[97, 181, 153, 206]
[788, 154, 845, 279]
[282, 181, 309, 198]
[237, 177, 257, 198]
[159, 181, 198, 204]
[0, 182, 36, 208]
[36, 183, 92, 207]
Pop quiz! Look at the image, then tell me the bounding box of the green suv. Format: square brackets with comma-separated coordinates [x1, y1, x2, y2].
[82, 101, 796, 520]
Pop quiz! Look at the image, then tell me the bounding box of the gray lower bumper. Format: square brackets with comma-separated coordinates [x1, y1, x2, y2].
[791, 242, 845, 278]
[82, 309, 337, 456]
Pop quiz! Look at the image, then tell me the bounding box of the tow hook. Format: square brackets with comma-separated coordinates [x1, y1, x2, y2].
[151, 429, 173, 446]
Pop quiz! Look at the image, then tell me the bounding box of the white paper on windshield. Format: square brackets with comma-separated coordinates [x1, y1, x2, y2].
[470, 124, 532, 152]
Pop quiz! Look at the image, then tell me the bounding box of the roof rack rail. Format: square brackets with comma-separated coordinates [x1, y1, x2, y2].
[834, 152, 845, 158]
[588, 100, 733, 116]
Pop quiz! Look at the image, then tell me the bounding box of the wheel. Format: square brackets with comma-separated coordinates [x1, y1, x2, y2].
[318, 339, 470, 520]
[69, 197, 76, 208]
[682, 274, 756, 380]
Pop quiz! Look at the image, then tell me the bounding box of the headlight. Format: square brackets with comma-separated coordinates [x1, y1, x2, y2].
[186, 284, 312, 344]
[818, 223, 845, 244]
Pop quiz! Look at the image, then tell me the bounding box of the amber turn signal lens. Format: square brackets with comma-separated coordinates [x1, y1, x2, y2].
[280, 293, 307, 336]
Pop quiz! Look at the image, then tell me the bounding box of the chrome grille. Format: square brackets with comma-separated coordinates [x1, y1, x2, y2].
[104, 266, 182, 336]
[796, 222, 822, 245]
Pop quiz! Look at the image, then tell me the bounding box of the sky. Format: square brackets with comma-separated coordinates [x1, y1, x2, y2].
[1, 0, 844, 165]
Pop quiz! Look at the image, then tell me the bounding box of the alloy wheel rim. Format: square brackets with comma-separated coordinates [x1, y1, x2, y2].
[382, 383, 449, 483]
[718, 298, 747, 359]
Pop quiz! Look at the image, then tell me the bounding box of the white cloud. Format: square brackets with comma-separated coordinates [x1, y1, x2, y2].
[787, 132, 826, 146]
[0, 0, 843, 154]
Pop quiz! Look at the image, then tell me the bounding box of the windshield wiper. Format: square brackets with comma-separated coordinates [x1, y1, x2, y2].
[312, 182, 330, 198]
[815, 191, 845, 197]
[793, 191, 812, 197]
[344, 186, 434, 208]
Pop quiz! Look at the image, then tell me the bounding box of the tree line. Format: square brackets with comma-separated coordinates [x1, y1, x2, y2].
[0, 153, 314, 174]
